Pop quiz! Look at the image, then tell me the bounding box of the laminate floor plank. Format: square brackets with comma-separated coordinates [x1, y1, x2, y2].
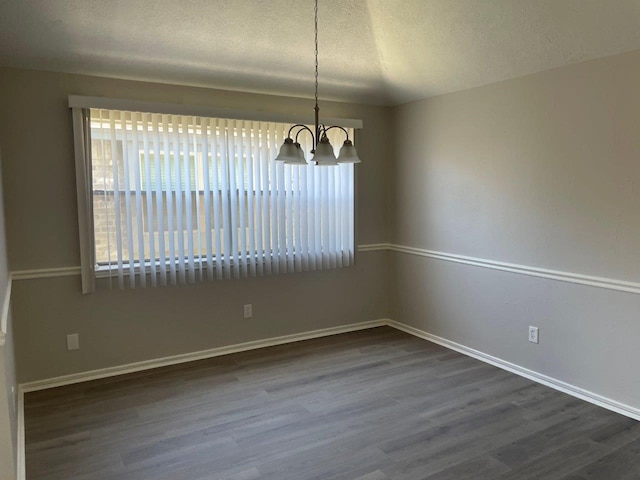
[25, 327, 639, 479]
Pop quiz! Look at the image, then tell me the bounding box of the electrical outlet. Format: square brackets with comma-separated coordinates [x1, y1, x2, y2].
[528, 326, 539, 344]
[243, 304, 253, 319]
[67, 333, 80, 350]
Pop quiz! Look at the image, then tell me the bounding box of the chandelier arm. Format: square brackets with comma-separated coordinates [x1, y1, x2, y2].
[322, 125, 350, 141]
[287, 124, 311, 138]
[293, 125, 315, 144]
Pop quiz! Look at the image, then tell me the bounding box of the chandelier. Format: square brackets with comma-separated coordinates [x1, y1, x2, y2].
[275, 0, 361, 166]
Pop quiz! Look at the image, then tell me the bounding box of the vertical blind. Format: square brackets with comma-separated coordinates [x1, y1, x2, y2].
[79, 108, 355, 290]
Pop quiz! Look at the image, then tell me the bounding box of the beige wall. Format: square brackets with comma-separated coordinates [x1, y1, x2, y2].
[0, 145, 17, 479]
[0, 68, 391, 382]
[2, 48, 639, 418]
[390, 50, 640, 410]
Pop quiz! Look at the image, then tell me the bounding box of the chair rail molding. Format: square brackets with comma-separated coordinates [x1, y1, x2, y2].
[11, 267, 81, 281]
[0, 274, 12, 346]
[357, 243, 640, 295]
[10, 245, 390, 281]
[10, 245, 640, 295]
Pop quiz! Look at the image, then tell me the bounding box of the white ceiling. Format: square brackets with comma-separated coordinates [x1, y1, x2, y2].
[1, 1, 639, 105]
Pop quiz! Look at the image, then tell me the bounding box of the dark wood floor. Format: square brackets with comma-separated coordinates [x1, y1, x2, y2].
[25, 327, 640, 480]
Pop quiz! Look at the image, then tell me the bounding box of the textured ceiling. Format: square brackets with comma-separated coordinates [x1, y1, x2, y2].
[1, 0, 639, 105]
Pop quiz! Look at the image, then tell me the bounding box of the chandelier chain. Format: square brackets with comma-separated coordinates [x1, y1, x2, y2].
[314, 0, 319, 110]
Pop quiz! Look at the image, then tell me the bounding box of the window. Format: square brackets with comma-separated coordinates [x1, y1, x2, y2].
[73, 105, 356, 291]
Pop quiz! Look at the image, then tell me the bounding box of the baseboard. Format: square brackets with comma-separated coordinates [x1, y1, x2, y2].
[386, 319, 640, 422]
[16, 386, 24, 480]
[20, 319, 388, 393]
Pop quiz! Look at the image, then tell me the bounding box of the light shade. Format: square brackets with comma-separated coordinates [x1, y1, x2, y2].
[336, 140, 361, 163]
[312, 136, 338, 166]
[274, 138, 300, 163]
[284, 142, 307, 165]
